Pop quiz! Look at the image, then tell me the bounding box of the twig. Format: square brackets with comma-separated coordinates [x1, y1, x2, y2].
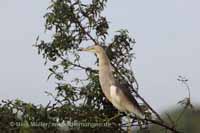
[177, 76, 191, 99]
[75, 2, 98, 44]
[120, 115, 182, 133]
[56, 52, 97, 73]
[134, 89, 164, 123]
[147, 119, 182, 133]
[76, 19, 97, 44]
[175, 76, 193, 124]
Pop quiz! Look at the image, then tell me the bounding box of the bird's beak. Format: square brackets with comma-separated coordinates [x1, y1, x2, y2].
[78, 47, 92, 52]
[78, 48, 85, 51]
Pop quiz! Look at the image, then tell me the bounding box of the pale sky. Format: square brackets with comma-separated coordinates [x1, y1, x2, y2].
[0, 0, 200, 113]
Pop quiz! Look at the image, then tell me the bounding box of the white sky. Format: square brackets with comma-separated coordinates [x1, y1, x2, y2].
[0, 0, 199, 113]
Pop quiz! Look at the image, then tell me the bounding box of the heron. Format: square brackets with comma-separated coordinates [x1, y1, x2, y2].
[79, 45, 145, 121]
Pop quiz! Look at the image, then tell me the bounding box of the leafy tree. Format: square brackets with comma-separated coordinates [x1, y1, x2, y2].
[35, 0, 138, 132]
[0, 0, 193, 133]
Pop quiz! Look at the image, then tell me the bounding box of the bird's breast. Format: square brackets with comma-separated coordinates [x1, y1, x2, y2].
[110, 85, 126, 111]
[98, 64, 115, 101]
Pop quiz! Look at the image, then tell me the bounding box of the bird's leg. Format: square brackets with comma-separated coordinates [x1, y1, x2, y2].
[126, 113, 132, 133]
[104, 111, 121, 122]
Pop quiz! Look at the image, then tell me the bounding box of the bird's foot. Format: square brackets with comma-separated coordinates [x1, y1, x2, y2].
[104, 112, 121, 122]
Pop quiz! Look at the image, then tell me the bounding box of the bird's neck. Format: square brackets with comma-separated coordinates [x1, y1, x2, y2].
[97, 51, 115, 84]
[97, 51, 111, 67]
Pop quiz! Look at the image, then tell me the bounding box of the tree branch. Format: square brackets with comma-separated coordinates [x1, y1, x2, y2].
[146, 119, 182, 133]
[74, 2, 98, 44]
[56, 52, 97, 73]
[119, 115, 182, 133]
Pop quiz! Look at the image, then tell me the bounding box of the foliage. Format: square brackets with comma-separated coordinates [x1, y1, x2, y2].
[1, 0, 137, 132]
[0, 0, 191, 133]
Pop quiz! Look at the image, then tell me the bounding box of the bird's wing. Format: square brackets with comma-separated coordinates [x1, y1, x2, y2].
[112, 83, 144, 119]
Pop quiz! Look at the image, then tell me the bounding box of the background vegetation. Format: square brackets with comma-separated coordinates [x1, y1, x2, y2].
[0, 0, 199, 132]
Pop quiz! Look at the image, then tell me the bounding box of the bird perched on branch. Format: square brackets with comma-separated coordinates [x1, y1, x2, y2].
[79, 45, 145, 119]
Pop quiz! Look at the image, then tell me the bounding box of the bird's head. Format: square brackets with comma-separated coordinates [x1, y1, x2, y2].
[78, 45, 104, 54]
